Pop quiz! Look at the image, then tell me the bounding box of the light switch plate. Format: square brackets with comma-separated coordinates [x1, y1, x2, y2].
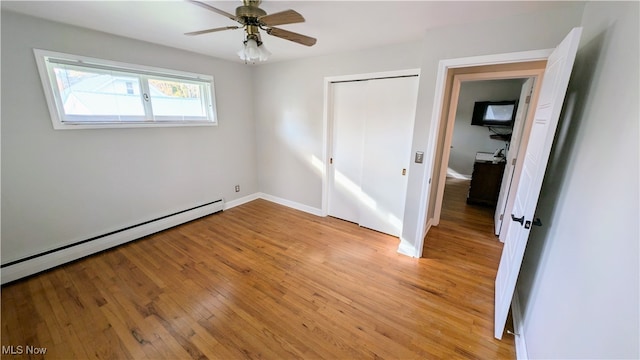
[415, 151, 424, 164]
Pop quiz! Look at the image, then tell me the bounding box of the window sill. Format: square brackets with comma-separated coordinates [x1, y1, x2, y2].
[52, 121, 218, 130]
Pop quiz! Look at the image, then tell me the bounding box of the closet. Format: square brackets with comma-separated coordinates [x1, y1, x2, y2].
[328, 75, 419, 237]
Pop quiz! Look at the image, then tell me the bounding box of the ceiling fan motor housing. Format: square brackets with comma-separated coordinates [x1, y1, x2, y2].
[236, 4, 266, 21]
[243, 0, 262, 7]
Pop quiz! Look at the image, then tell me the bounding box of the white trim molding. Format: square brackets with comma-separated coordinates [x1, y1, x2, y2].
[259, 193, 324, 217]
[397, 238, 417, 257]
[226, 192, 323, 217]
[224, 193, 261, 210]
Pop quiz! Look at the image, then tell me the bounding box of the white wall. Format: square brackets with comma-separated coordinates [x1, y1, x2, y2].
[401, 3, 585, 255]
[1, 11, 258, 264]
[450, 79, 523, 177]
[253, 42, 424, 211]
[516, 2, 639, 358]
[253, 3, 585, 237]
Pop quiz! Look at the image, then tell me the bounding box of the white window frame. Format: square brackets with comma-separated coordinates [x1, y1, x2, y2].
[34, 49, 218, 130]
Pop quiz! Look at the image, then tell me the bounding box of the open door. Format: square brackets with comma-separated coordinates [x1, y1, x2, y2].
[494, 78, 535, 236]
[494, 27, 582, 339]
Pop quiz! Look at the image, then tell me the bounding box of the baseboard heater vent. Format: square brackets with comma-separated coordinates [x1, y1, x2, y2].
[1, 199, 225, 284]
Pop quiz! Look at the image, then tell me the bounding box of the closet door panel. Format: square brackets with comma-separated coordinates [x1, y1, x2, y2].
[328, 81, 367, 224]
[359, 76, 419, 236]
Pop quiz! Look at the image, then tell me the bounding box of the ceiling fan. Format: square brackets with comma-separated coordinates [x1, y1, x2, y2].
[185, 0, 317, 62]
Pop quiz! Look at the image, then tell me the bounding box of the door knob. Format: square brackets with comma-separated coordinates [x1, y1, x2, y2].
[511, 214, 524, 225]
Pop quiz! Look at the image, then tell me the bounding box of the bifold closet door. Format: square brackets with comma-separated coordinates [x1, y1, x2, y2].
[329, 76, 419, 237]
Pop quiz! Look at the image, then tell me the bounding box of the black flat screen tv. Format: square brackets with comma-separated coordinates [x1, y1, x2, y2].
[471, 100, 518, 127]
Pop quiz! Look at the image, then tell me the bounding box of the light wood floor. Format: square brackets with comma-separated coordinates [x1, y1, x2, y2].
[1, 179, 515, 359]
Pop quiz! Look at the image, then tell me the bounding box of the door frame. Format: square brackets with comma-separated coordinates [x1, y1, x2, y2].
[411, 50, 552, 258]
[494, 78, 535, 237]
[431, 69, 546, 228]
[321, 69, 421, 217]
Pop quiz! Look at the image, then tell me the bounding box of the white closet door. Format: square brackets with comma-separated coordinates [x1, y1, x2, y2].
[359, 76, 419, 236]
[328, 81, 367, 224]
[329, 76, 419, 237]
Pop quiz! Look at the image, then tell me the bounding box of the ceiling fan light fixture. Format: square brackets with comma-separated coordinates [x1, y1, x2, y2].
[238, 38, 271, 63]
[186, 0, 316, 62]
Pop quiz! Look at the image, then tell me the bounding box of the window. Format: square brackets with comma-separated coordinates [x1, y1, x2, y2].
[34, 49, 217, 129]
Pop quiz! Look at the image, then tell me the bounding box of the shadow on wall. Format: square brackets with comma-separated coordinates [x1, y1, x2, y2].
[516, 28, 609, 312]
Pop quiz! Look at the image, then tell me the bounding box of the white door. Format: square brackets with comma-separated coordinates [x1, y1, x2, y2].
[494, 27, 582, 339]
[329, 76, 419, 237]
[328, 81, 368, 224]
[360, 77, 419, 236]
[494, 78, 535, 236]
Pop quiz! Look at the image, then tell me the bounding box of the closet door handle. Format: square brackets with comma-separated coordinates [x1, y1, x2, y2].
[511, 214, 524, 225]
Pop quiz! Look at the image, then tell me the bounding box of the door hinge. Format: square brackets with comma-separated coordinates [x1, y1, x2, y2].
[500, 214, 504, 221]
[525, 95, 531, 104]
[330, 157, 333, 164]
[512, 158, 517, 166]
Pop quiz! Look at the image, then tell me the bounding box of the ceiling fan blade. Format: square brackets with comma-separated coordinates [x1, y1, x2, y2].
[186, 0, 238, 22]
[259, 9, 305, 27]
[185, 26, 240, 36]
[267, 27, 317, 47]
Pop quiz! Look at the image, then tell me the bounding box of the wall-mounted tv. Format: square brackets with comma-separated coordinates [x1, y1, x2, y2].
[471, 100, 518, 127]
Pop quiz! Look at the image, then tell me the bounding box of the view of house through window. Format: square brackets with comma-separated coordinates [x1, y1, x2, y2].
[148, 78, 207, 119]
[54, 66, 145, 119]
[35, 49, 217, 129]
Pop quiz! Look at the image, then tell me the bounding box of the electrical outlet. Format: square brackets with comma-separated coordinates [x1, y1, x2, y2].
[234, 185, 240, 192]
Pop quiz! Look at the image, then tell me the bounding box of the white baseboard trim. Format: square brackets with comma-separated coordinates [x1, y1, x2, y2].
[1, 200, 224, 284]
[423, 218, 434, 239]
[224, 193, 261, 210]
[258, 193, 323, 217]
[397, 237, 418, 258]
[512, 289, 529, 360]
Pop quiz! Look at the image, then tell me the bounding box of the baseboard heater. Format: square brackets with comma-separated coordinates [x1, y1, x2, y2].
[1, 199, 225, 285]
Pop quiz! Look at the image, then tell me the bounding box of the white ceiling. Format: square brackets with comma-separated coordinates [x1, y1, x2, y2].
[2, 1, 574, 64]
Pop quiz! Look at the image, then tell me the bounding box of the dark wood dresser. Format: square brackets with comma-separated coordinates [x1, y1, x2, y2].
[467, 152, 506, 207]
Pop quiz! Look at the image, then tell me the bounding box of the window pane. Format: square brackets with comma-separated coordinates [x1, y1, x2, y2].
[52, 65, 145, 120]
[148, 78, 210, 120]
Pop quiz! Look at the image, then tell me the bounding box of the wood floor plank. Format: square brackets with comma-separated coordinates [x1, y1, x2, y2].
[37, 275, 92, 359]
[1, 178, 515, 359]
